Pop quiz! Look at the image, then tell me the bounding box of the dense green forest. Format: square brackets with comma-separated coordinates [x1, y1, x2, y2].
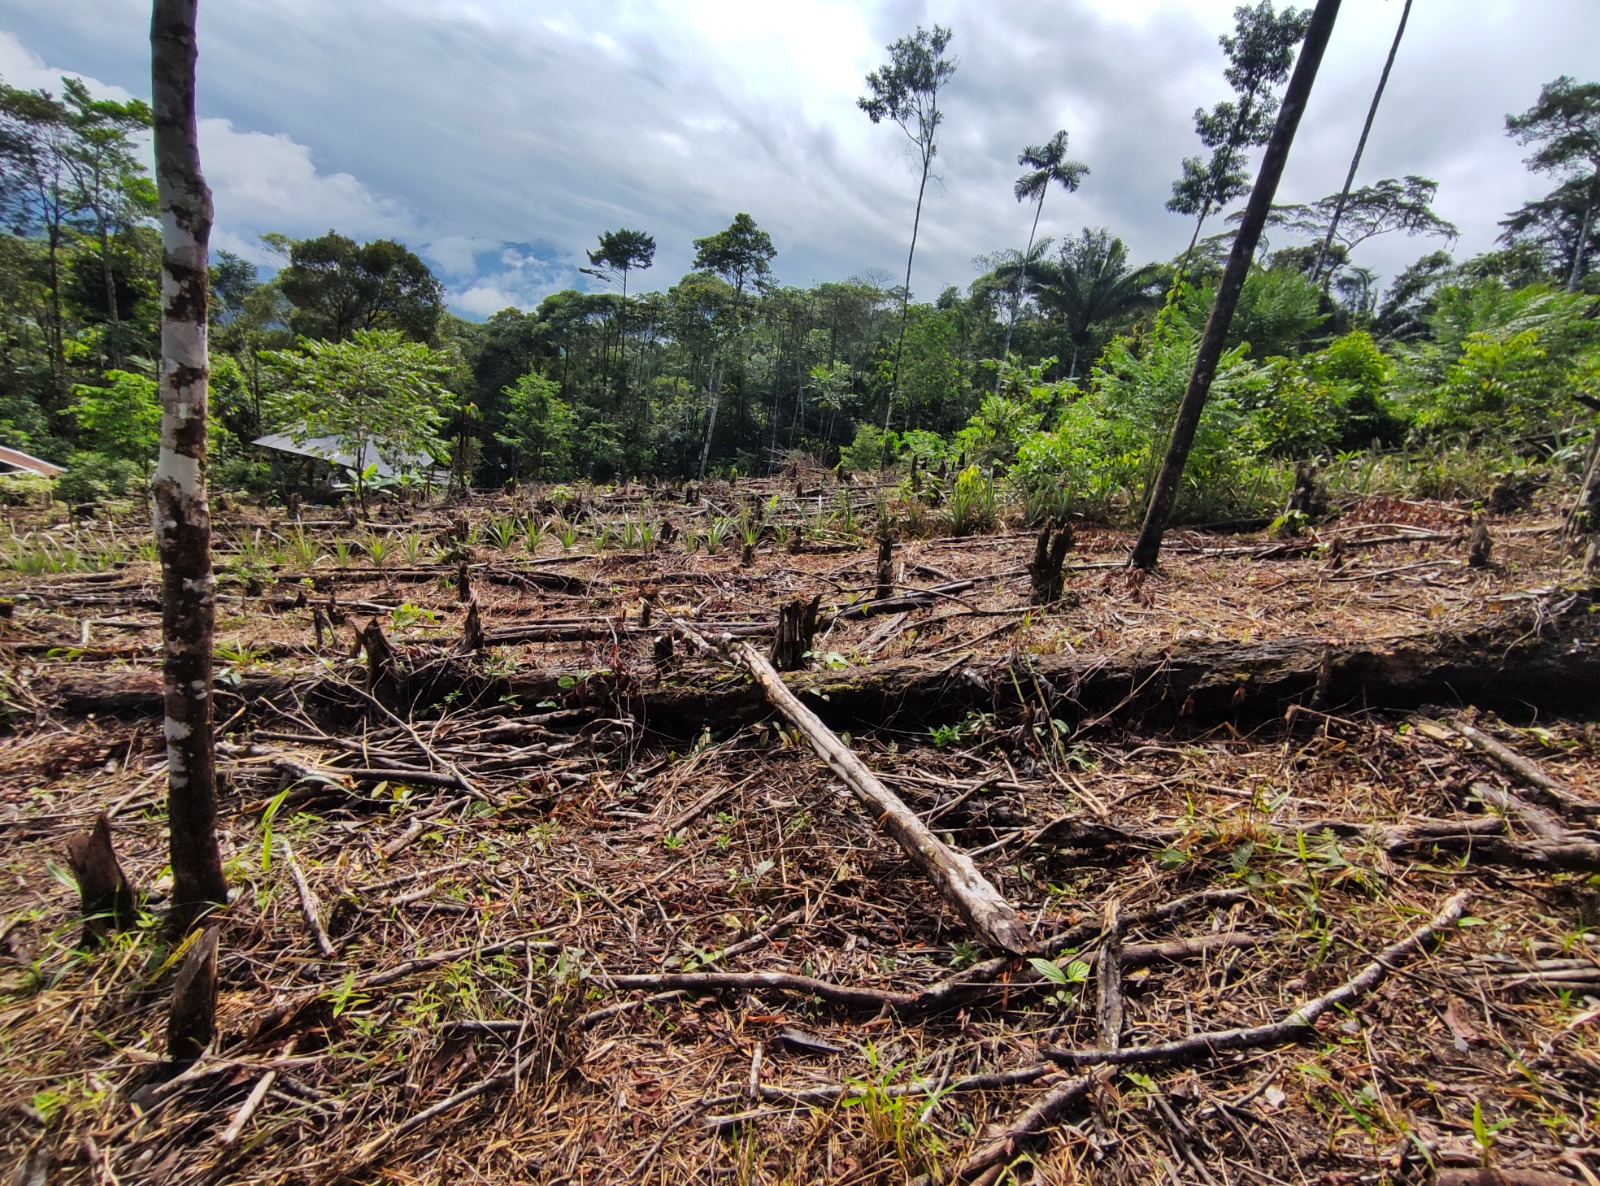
[1, 12, 1597, 526]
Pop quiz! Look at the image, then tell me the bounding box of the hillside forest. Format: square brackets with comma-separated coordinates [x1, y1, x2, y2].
[0, 11, 1596, 528]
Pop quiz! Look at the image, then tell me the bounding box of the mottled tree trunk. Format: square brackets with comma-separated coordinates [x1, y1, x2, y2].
[1131, 0, 1341, 571]
[152, 0, 227, 930]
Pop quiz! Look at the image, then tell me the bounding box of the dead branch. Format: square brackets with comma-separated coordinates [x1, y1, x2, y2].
[1043, 891, 1470, 1069]
[713, 631, 1034, 956]
[1426, 715, 1600, 817]
[278, 838, 335, 958]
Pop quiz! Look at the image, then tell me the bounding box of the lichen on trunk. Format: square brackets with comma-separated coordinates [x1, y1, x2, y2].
[152, 0, 226, 930]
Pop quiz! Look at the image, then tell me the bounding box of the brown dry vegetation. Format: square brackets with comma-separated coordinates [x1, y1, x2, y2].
[4, 472, 1600, 1186]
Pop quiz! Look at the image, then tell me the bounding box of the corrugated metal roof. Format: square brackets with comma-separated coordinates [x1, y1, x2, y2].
[251, 431, 433, 479]
[0, 445, 64, 478]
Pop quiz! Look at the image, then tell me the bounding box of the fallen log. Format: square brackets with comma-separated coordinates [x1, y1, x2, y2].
[39, 593, 1600, 735]
[727, 635, 1034, 955]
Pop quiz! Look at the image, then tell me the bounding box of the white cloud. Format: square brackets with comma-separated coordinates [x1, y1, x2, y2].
[2, 0, 1596, 315]
[198, 119, 417, 260]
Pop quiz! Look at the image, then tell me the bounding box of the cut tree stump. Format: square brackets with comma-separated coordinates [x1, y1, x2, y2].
[64, 813, 137, 947]
[770, 596, 821, 672]
[456, 597, 485, 655]
[167, 925, 219, 1067]
[875, 534, 894, 601]
[723, 636, 1034, 956]
[1028, 522, 1074, 605]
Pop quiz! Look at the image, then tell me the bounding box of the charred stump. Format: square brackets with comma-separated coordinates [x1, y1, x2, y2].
[1029, 522, 1075, 605]
[167, 925, 219, 1067]
[771, 595, 821, 672]
[1468, 522, 1493, 569]
[361, 617, 399, 695]
[875, 534, 895, 602]
[65, 813, 137, 947]
[457, 597, 485, 655]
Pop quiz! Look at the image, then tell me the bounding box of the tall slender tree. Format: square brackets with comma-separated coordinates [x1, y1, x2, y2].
[60, 77, 155, 368]
[151, 0, 227, 930]
[859, 24, 956, 456]
[1002, 130, 1088, 358]
[1309, 0, 1411, 285]
[580, 227, 656, 404]
[1167, 2, 1310, 275]
[1505, 75, 1600, 291]
[691, 213, 775, 477]
[1132, 0, 1341, 571]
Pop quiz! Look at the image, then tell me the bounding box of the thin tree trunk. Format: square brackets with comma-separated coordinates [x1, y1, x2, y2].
[1311, 0, 1411, 286]
[152, 0, 227, 931]
[1130, 0, 1342, 571]
[697, 357, 724, 480]
[1001, 194, 1047, 359]
[1569, 174, 1596, 293]
[881, 157, 931, 463]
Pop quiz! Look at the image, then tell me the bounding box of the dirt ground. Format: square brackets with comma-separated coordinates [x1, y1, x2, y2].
[4, 476, 1600, 1186]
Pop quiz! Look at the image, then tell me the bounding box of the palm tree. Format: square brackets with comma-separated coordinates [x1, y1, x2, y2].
[1003, 130, 1089, 358]
[1027, 230, 1165, 378]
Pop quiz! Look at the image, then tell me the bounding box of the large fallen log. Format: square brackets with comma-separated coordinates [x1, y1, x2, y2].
[719, 634, 1034, 956]
[39, 593, 1600, 733]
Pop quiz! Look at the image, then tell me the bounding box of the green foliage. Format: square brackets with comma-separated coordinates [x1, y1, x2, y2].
[54, 451, 143, 502]
[262, 329, 456, 507]
[277, 232, 444, 343]
[66, 370, 158, 464]
[496, 372, 575, 481]
[947, 465, 997, 535]
[1397, 281, 1600, 438]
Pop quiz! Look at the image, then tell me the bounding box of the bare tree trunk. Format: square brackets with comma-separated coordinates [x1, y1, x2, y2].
[1569, 174, 1596, 293]
[696, 357, 724, 481]
[1310, 0, 1411, 286]
[152, 0, 227, 931]
[881, 157, 931, 464]
[1131, 0, 1342, 571]
[1001, 193, 1047, 360]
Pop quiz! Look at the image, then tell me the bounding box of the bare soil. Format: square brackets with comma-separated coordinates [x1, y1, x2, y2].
[4, 476, 1600, 1186]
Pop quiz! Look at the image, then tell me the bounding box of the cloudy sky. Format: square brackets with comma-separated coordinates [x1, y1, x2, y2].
[1, 1, 1592, 318]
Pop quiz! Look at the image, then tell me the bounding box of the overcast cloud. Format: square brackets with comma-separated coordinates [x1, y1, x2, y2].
[1, 1, 1593, 318]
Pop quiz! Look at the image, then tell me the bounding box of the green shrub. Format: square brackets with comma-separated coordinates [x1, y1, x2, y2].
[947, 465, 997, 535]
[54, 452, 144, 504]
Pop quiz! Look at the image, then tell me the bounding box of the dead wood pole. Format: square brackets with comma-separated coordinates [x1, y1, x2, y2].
[1468, 522, 1493, 568]
[65, 813, 137, 947]
[1028, 521, 1073, 604]
[705, 629, 1034, 955]
[1309, 0, 1412, 286]
[361, 616, 397, 695]
[456, 596, 485, 655]
[167, 924, 219, 1067]
[770, 595, 821, 672]
[1045, 890, 1468, 1068]
[1130, 0, 1341, 570]
[152, 0, 227, 930]
[1095, 897, 1123, 1052]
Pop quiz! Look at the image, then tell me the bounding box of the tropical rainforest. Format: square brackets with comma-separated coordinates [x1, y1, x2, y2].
[0, 9, 1595, 526]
